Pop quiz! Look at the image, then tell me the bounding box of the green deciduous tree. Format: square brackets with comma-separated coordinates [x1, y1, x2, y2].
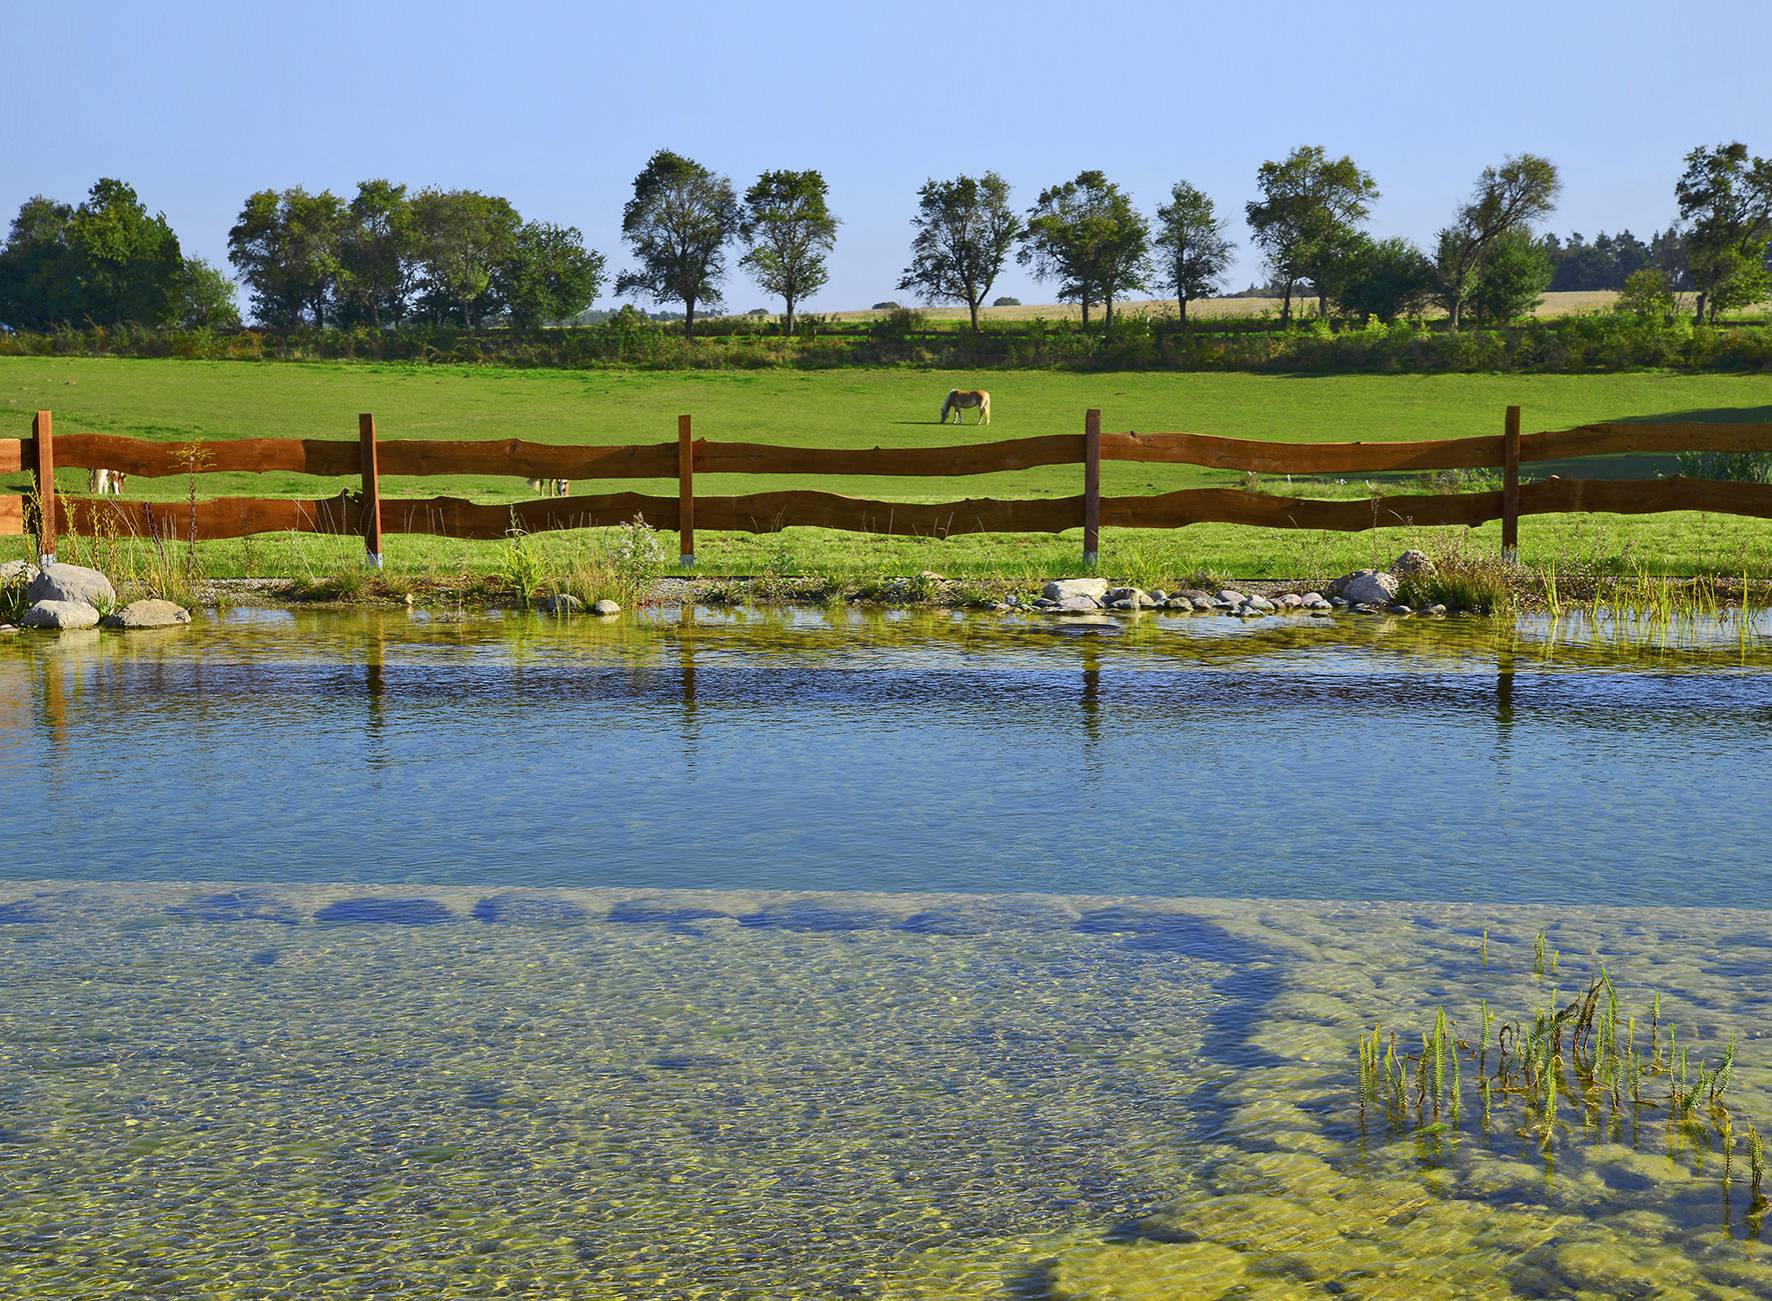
[499, 222, 604, 327]
[1018, 170, 1149, 327]
[739, 169, 838, 334]
[1675, 142, 1772, 324]
[1465, 228, 1553, 324]
[1153, 181, 1233, 323]
[1615, 267, 1678, 321]
[176, 258, 241, 329]
[228, 187, 346, 328]
[0, 181, 187, 328]
[1331, 235, 1436, 323]
[1245, 146, 1379, 325]
[1432, 155, 1560, 329]
[409, 188, 521, 328]
[899, 171, 1021, 333]
[0, 196, 77, 328]
[615, 150, 740, 338]
[338, 179, 415, 328]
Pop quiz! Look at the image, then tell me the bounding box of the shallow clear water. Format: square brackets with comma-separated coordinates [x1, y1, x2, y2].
[6, 607, 1772, 1297]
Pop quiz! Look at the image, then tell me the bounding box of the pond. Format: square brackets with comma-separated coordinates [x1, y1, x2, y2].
[4, 607, 1772, 1297]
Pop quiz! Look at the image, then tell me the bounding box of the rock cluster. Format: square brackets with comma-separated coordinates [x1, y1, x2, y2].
[1021, 551, 1457, 619]
[6, 563, 191, 632]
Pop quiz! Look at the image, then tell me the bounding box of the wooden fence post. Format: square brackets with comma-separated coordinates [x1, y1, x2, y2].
[678, 413, 695, 567]
[1083, 408, 1101, 568]
[359, 412, 383, 569]
[1502, 404, 1521, 563]
[30, 410, 55, 564]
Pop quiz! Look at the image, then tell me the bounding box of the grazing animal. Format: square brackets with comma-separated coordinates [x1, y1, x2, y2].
[526, 477, 571, 497]
[940, 389, 991, 425]
[88, 468, 127, 496]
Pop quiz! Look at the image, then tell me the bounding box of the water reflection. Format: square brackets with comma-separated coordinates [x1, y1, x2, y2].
[3, 606, 1772, 901]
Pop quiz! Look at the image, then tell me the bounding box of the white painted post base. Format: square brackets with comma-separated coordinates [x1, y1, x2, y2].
[366, 552, 384, 570]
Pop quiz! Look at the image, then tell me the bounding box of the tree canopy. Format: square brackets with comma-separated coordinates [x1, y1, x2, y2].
[614, 150, 739, 338]
[1675, 142, 1772, 323]
[1153, 181, 1233, 323]
[739, 169, 838, 334]
[1432, 154, 1560, 329]
[0, 179, 192, 329]
[898, 172, 1021, 332]
[1245, 146, 1379, 325]
[1018, 170, 1149, 326]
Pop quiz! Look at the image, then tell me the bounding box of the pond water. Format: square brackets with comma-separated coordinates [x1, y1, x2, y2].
[4, 607, 1772, 1297]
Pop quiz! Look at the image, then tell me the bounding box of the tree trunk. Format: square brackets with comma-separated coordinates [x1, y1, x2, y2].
[1280, 280, 1293, 326]
[1317, 292, 1328, 321]
[784, 296, 796, 336]
[1177, 295, 1188, 324]
[1104, 296, 1114, 329]
[1080, 299, 1091, 328]
[685, 296, 697, 339]
[968, 298, 981, 333]
[1694, 289, 1709, 326]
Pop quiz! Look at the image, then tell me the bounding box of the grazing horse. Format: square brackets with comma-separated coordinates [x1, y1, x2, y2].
[940, 389, 991, 425]
[89, 468, 127, 496]
[526, 477, 571, 497]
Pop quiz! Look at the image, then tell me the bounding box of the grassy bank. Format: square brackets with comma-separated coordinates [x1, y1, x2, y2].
[3, 356, 1771, 585]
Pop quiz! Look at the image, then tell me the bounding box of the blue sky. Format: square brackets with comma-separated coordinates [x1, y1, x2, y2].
[5, 0, 1770, 313]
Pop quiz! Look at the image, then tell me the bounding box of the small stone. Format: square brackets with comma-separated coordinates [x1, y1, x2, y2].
[1217, 589, 1246, 605]
[540, 593, 584, 615]
[1245, 595, 1275, 612]
[1108, 598, 1137, 611]
[1299, 591, 1324, 604]
[1174, 589, 1212, 603]
[1050, 595, 1102, 613]
[1190, 597, 1215, 611]
[1425, 603, 1448, 616]
[1277, 593, 1303, 608]
[0, 559, 38, 585]
[1387, 603, 1413, 615]
[918, 570, 944, 581]
[26, 563, 115, 608]
[1163, 597, 1195, 611]
[1148, 590, 1168, 603]
[100, 599, 191, 629]
[1032, 597, 1057, 609]
[22, 599, 98, 630]
[1003, 594, 1021, 607]
[1339, 569, 1399, 606]
[1390, 548, 1434, 576]
[991, 602, 1012, 612]
[591, 599, 621, 616]
[1350, 602, 1381, 614]
[1043, 577, 1109, 601]
[0, 624, 15, 634]
[1328, 596, 1349, 608]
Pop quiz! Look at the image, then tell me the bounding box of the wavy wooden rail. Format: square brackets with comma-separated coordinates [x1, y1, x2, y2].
[6, 409, 1772, 565]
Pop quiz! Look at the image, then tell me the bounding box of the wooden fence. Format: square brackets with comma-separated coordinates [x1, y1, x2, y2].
[5, 406, 1772, 568]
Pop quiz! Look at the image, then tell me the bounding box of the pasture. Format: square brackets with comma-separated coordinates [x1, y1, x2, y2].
[3, 355, 1771, 583]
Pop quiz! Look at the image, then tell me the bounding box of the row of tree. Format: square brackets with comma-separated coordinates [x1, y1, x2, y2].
[2, 143, 1769, 334]
[0, 180, 239, 331]
[225, 183, 604, 329]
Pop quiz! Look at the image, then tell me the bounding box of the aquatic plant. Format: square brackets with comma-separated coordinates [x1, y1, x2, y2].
[1356, 956, 1756, 1206]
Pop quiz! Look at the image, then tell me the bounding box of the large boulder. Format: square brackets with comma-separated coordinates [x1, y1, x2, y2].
[1340, 570, 1400, 606]
[22, 599, 99, 630]
[0, 559, 38, 586]
[101, 599, 191, 630]
[1043, 577, 1109, 601]
[27, 563, 115, 609]
[1389, 549, 1434, 576]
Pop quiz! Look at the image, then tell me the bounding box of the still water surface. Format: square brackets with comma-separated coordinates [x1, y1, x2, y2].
[4, 605, 1772, 903]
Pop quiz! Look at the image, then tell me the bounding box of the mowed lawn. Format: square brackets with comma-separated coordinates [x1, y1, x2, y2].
[2, 356, 1771, 580]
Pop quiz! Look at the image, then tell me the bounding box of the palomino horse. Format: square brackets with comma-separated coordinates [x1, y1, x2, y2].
[939, 389, 991, 425]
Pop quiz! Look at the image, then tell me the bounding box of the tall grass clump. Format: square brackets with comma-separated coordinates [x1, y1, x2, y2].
[1394, 534, 1518, 614]
[1358, 946, 1768, 1218]
[545, 516, 666, 610]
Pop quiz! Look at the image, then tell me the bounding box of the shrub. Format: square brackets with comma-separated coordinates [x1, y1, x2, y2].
[991, 296, 1021, 307]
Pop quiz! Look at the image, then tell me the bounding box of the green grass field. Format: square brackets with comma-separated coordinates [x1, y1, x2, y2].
[3, 355, 1771, 584]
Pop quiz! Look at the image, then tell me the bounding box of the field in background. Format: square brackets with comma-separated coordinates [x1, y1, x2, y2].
[3, 356, 1771, 582]
[821, 290, 1752, 325]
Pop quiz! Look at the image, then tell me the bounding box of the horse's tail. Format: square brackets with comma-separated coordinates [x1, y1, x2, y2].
[939, 391, 953, 423]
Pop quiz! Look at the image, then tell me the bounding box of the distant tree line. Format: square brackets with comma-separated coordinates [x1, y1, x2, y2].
[1, 142, 1768, 337]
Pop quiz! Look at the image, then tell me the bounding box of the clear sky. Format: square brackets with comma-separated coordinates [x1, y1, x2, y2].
[5, 0, 1770, 313]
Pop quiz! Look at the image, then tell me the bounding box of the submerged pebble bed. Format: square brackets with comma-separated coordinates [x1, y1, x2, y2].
[3, 883, 1772, 1298]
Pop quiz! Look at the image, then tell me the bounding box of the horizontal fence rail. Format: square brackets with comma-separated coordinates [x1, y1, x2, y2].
[5, 407, 1772, 568]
